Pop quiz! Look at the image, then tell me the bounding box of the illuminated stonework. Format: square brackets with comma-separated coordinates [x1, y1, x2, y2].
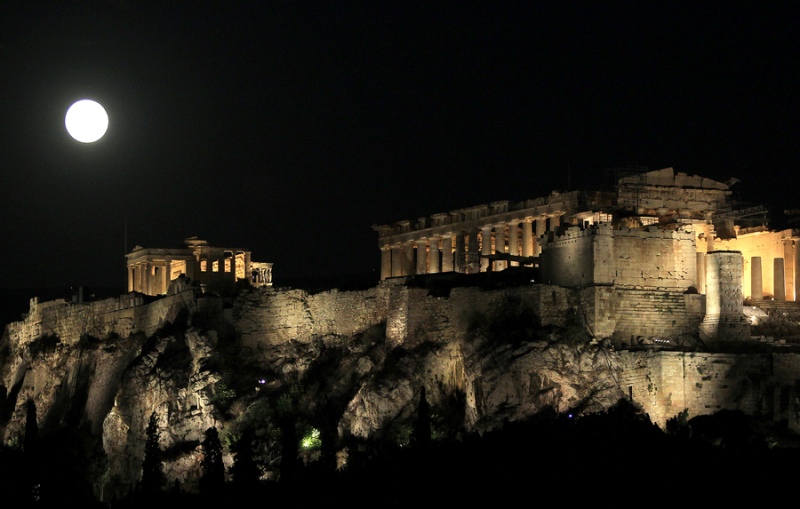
[125, 236, 272, 296]
[374, 167, 800, 342]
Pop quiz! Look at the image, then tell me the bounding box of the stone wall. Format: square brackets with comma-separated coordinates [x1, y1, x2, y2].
[585, 286, 703, 341]
[540, 224, 697, 291]
[6, 272, 785, 439]
[233, 286, 391, 351]
[385, 283, 576, 347]
[307, 286, 391, 337]
[3, 290, 196, 347]
[538, 226, 596, 287]
[616, 167, 730, 217]
[618, 351, 800, 432]
[205, 278, 709, 354]
[233, 281, 577, 352]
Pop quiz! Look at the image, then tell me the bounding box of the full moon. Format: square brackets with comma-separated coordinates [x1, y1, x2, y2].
[65, 99, 109, 143]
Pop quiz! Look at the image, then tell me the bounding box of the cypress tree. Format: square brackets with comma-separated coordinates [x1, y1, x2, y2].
[200, 426, 225, 498]
[411, 385, 431, 452]
[24, 399, 41, 503]
[140, 411, 166, 498]
[230, 428, 260, 489]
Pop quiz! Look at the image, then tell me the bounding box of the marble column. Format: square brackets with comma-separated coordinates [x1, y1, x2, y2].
[146, 261, 153, 295]
[455, 233, 466, 273]
[495, 225, 506, 271]
[391, 245, 402, 277]
[442, 236, 454, 272]
[380, 247, 392, 280]
[521, 219, 533, 257]
[784, 239, 795, 301]
[163, 261, 171, 292]
[467, 228, 480, 273]
[509, 222, 520, 267]
[402, 241, 415, 276]
[138, 262, 145, 294]
[480, 226, 492, 272]
[774, 258, 786, 301]
[795, 241, 800, 302]
[751, 256, 762, 300]
[429, 237, 441, 274]
[416, 241, 428, 275]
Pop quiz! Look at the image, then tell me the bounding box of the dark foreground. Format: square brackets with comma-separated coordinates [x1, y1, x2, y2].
[2, 403, 797, 507]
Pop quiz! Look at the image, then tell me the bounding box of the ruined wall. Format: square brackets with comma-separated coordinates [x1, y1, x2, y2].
[609, 227, 697, 289]
[307, 286, 391, 337]
[584, 286, 703, 341]
[616, 167, 730, 216]
[538, 227, 596, 287]
[540, 224, 697, 291]
[3, 290, 196, 348]
[388, 284, 574, 347]
[233, 286, 391, 352]
[618, 351, 800, 432]
[233, 281, 578, 352]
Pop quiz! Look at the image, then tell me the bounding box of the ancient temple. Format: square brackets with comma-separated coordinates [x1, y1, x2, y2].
[374, 167, 800, 304]
[126, 237, 272, 296]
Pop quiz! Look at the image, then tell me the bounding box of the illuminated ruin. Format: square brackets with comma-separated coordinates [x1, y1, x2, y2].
[374, 167, 799, 342]
[125, 236, 272, 296]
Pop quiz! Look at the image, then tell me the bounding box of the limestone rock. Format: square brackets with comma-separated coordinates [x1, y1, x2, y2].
[0, 286, 628, 502]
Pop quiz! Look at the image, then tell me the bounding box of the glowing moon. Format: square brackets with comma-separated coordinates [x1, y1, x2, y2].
[65, 99, 108, 143]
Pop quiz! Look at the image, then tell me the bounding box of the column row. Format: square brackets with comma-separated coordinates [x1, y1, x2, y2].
[380, 216, 558, 279]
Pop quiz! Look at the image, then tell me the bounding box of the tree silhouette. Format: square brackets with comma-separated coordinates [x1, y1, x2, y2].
[200, 426, 225, 498]
[276, 386, 301, 484]
[24, 399, 38, 453]
[23, 398, 41, 503]
[230, 428, 260, 491]
[411, 385, 431, 453]
[139, 411, 166, 498]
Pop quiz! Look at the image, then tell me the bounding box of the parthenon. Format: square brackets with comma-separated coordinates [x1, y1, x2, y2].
[126, 236, 272, 296]
[373, 167, 800, 304]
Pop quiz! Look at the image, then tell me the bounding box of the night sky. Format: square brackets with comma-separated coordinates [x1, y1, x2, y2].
[1, 1, 798, 296]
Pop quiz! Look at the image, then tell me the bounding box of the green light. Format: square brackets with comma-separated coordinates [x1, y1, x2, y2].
[301, 427, 321, 450]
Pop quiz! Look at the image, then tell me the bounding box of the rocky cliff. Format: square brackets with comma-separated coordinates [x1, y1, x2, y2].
[0, 281, 628, 502]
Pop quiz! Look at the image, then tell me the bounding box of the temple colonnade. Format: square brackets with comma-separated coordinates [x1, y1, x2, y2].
[374, 194, 578, 280]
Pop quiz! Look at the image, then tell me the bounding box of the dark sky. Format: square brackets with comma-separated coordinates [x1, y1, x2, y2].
[1, 1, 798, 293]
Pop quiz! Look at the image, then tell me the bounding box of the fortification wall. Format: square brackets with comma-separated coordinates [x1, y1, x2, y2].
[5, 280, 794, 436]
[386, 283, 574, 346]
[3, 290, 196, 347]
[609, 227, 697, 289]
[234, 286, 391, 350]
[538, 227, 595, 287]
[618, 351, 800, 432]
[540, 225, 697, 291]
[306, 286, 391, 337]
[584, 287, 703, 341]
[234, 282, 576, 351]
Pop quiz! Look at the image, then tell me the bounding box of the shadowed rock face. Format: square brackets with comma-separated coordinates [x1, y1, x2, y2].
[0, 285, 625, 501]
